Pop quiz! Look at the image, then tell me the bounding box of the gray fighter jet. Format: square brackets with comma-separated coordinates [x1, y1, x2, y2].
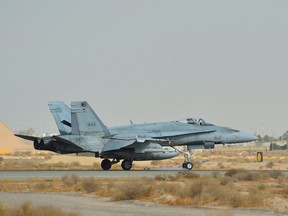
[16, 101, 179, 170]
[16, 101, 257, 170]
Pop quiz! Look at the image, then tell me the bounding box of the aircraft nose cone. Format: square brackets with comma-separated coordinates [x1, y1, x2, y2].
[238, 131, 258, 142]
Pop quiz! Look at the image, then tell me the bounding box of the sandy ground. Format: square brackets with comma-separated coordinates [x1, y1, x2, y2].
[0, 122, 33, 153]
[0, 192, 285, 216]
[1, 147, 288, 171]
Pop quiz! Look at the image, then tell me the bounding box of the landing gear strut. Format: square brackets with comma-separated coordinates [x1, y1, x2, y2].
[171, 146, 194, 170]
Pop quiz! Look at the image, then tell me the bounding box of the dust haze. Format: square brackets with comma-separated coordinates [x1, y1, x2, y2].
[1, 1, 288, 137]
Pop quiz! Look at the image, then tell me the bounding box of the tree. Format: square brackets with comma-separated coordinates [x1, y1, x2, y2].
[281, 131, 288, 141]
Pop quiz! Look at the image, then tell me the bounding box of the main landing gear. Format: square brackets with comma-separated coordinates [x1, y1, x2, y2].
[100, 159, 133, 170]
[171, 146, 194, 170]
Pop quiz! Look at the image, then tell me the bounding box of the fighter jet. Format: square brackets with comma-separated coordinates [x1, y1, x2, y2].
[15, 101, 179, 170]
[16, 101, 257, 170]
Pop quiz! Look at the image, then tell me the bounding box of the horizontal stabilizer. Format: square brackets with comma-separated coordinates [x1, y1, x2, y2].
[15, 134, 38, 141]
[52, 136, 84, 149]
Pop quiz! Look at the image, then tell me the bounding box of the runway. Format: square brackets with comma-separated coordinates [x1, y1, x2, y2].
[0, 169, 214, 180]
[0, 169, 287, 180]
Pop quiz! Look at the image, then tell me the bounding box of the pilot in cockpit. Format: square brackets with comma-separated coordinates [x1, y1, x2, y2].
[187, 118, 196, 124]
[177, 118, 210, 126]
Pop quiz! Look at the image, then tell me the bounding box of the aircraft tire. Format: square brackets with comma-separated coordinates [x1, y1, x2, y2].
[101, 159, 112, 170]
[121, 159, 132, 170]
[182, 163, 186, 168]
[182, 162, 193, 170]
[185, 162, 193, 170]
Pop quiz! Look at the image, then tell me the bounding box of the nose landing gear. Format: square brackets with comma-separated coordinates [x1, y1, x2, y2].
[171, 146, 194, 170]
[182, 161, 193, 170]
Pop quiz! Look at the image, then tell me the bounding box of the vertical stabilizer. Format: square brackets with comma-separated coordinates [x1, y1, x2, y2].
[70, 101, 110, 136]
[48, 101, 71, 135]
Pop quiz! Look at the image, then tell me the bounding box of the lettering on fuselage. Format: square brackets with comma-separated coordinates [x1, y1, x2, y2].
[88, 122, 96, 127]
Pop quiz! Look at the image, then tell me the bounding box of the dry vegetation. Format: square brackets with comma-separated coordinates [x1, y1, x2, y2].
[1, 146, 288, 171]
[0, 154, 101, 170]
[1, 146, 288, 213]
[0, 201, 79, 216]
[0, 170, 288, 212]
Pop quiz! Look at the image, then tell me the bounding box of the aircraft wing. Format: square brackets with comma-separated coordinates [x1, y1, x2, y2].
[106, 129, 216, 147]
[111, 130, 215, 141]
[102, 139, 135, 152]
[152, 130, 216, 138]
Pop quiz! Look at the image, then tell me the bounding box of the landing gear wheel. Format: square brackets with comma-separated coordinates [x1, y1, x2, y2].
[186, 162, 193, 170]
[121, 159, 133, 170]
[101, 159, 112, 170]
[182, 162, 193, 170]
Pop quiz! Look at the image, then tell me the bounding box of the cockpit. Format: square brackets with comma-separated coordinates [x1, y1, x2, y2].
[176, 118, 213, 126]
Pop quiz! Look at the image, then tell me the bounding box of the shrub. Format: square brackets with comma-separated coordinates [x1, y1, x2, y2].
[34, 182, 50, 191]
[176, 171, 200, 180]
[225, 169, 243, 177]
[70, 161, 81, 167]
[92, 162, 100, 169]
[228, 192, 246, 207]
[151, 160, 161, 166]
[258, 183, 265, 190]
[2, 201, 79, 216]
[220, 176, 233, 185]
[266, 162, 274, 168]
[81, 178, 98, 193]
[112, 181, 151, 200]
[269, 170, 284, 179]
[62, 174, 79, 186]
[281, 188, 288, 198]
[188, 182, 203, 197]
[225, 170, 270, 181]
[54, 162, 66, 168]
[155, 175, 176, 181]
[0, 202, 7, 215]
[212, 172, 221, 179]
[217, 162, 224, 169]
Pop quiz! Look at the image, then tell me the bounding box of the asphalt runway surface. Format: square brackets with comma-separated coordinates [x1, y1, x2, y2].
[0, 169, 216, 180]
[0, 192, 285, 216]
[0, 169, 287, 180]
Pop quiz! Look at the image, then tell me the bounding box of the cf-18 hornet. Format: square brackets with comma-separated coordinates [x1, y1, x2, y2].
[16, 101, 257, 170]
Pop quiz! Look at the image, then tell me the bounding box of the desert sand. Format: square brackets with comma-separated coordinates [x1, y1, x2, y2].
[0, 122, 33, 153]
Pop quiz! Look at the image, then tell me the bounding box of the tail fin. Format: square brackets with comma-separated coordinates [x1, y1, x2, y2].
[48, 101, 71, 135]
[70, 101, 110, 136]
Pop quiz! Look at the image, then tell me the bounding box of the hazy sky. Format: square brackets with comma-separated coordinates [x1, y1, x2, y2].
[1, 1, 288, 136]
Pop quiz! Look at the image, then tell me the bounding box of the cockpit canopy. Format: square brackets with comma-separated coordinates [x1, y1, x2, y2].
[176, 118, 213, 126]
